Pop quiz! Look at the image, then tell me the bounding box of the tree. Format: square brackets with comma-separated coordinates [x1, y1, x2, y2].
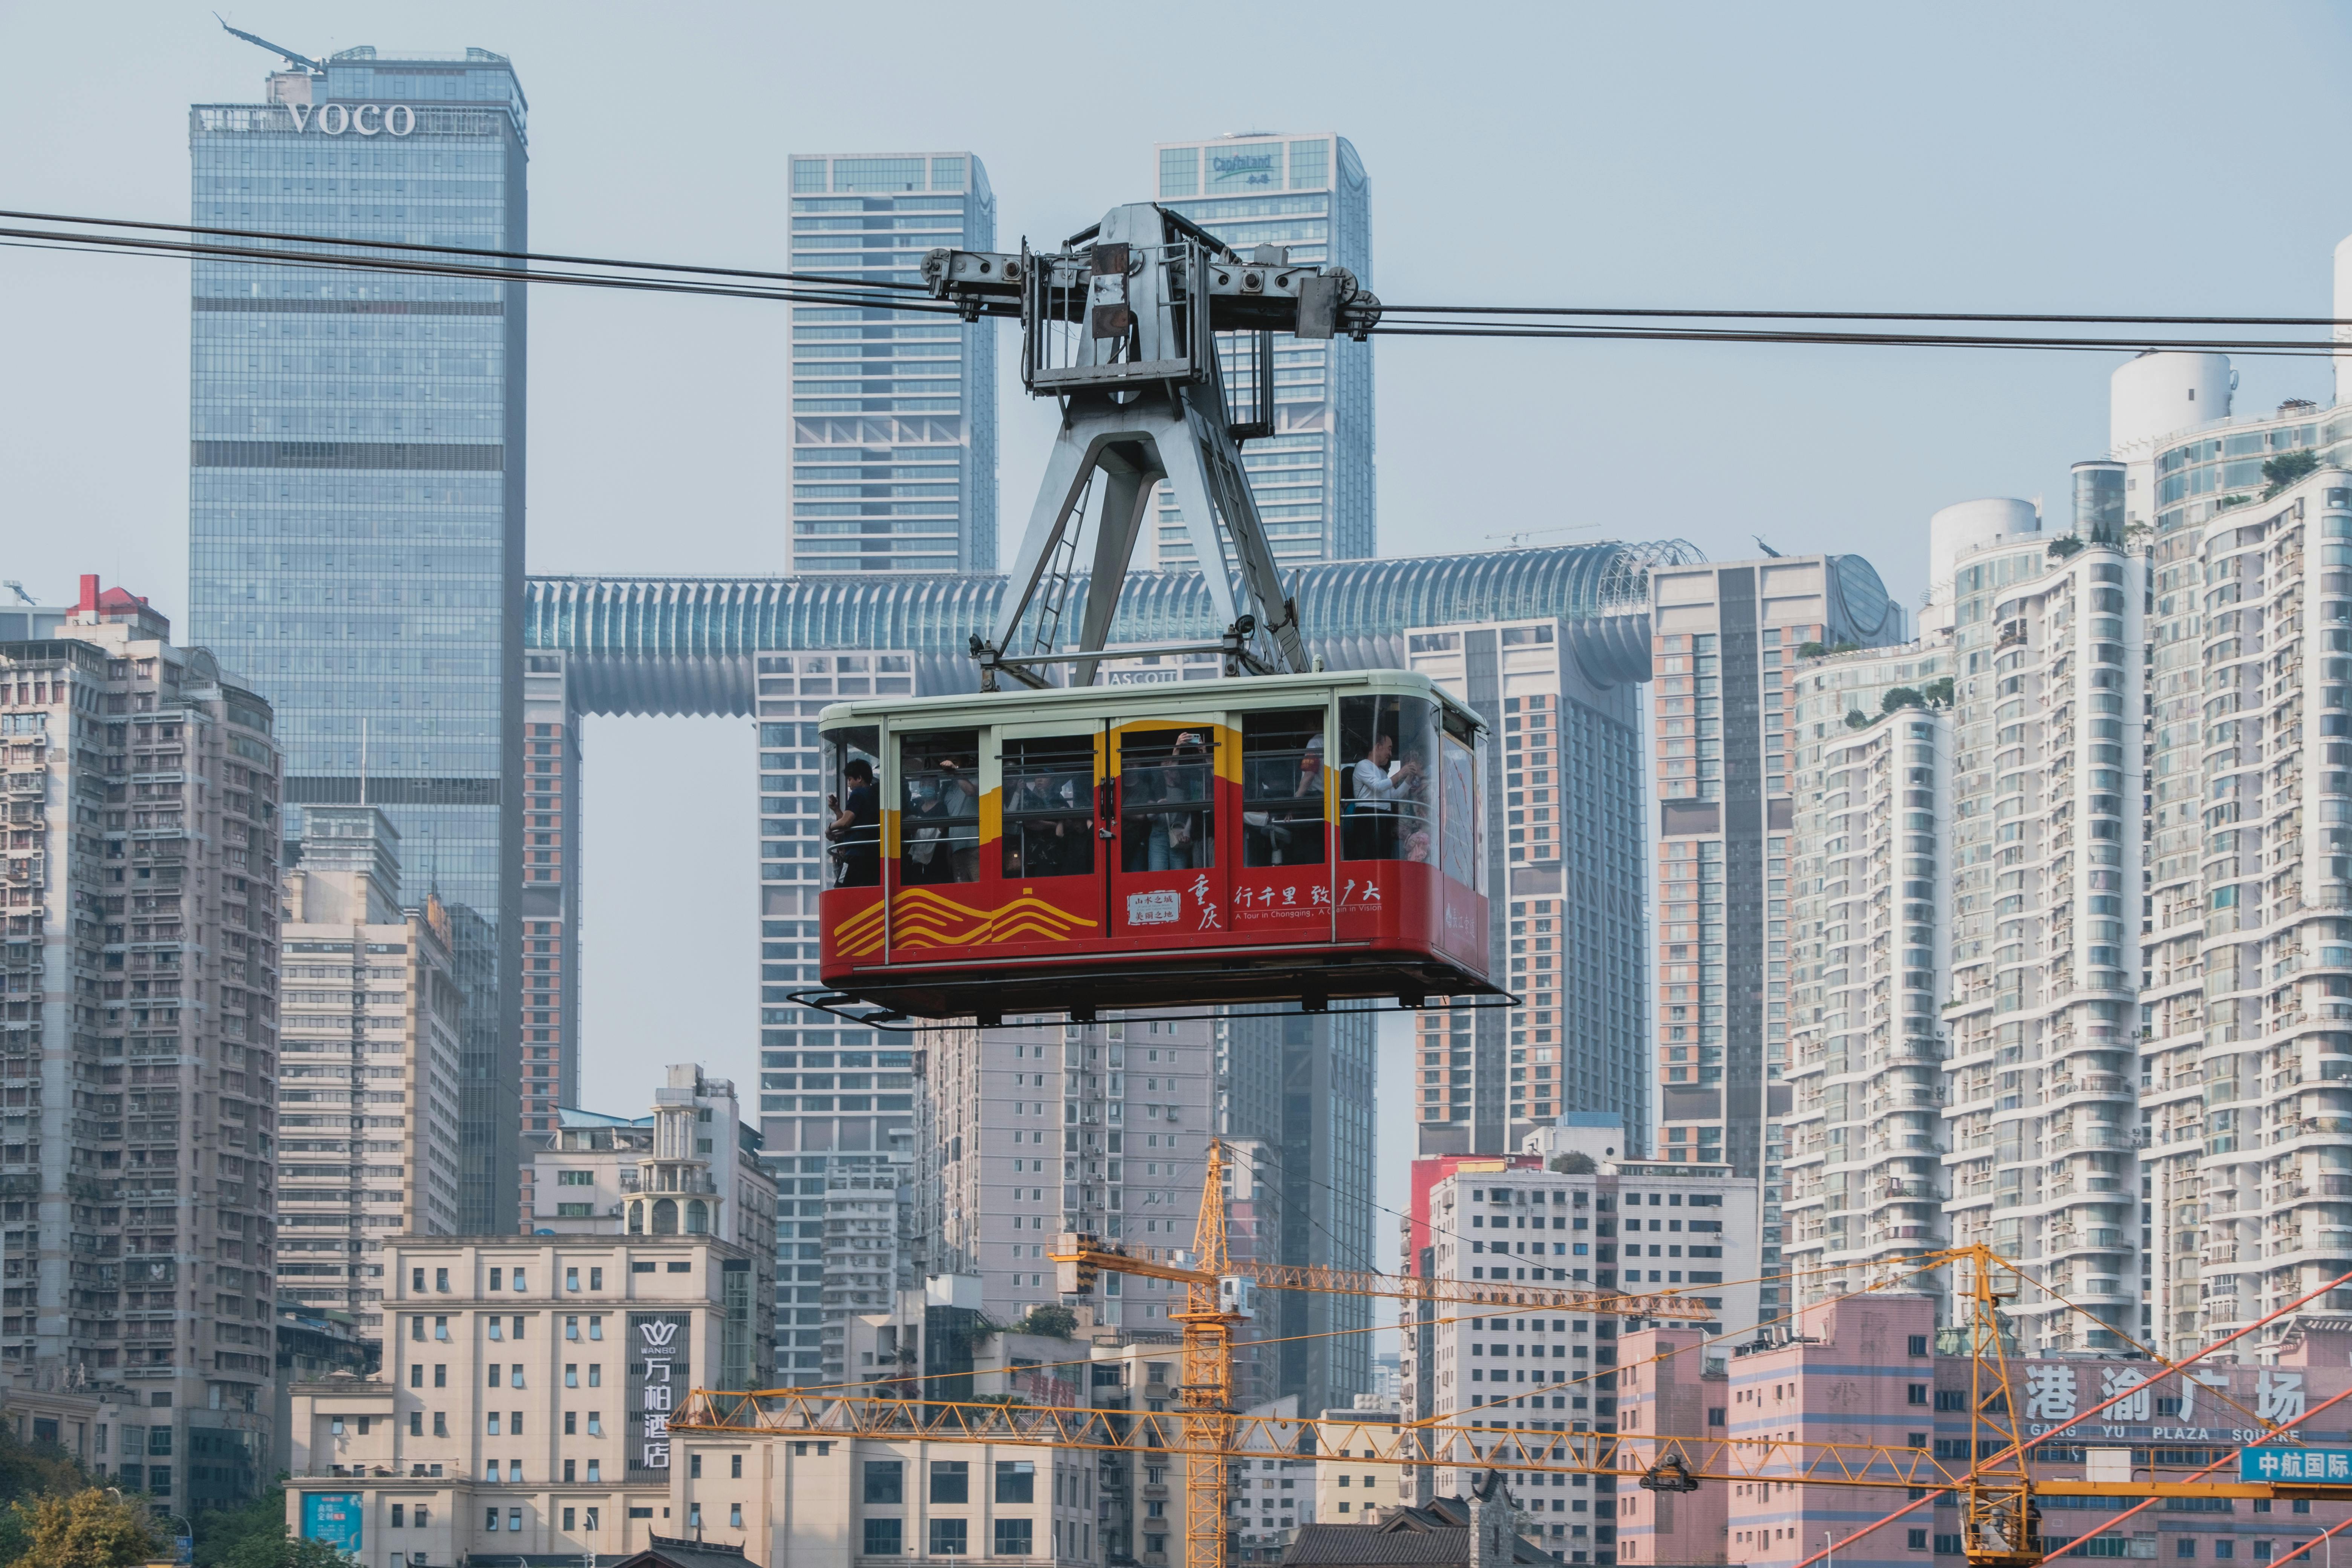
[1795, 641, 1827, 660]
[194, 1484, 354, 1568]
[0, 1426, 92, 1508]
[1009, 1305, 1078, 1340]
[1879, 687, 1923, 715]
[2263, 449, 2321, 498]
[1844, 710, 1871, 729]
[5, 1489, 159, 1568]
[1923, 675, 1955, 708]
[2047, 534, 2086, 559]
[1548, 1153, 1597, 1174]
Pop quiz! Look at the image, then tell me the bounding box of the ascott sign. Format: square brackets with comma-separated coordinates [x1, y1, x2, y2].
[285, 103, 418, 136]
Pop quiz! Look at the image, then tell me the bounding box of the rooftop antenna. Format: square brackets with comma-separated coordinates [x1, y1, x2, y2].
[214, 13, 325, 73]
[1753, 535, 1784, 558]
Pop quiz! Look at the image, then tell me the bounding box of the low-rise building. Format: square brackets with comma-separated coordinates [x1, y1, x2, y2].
[282, 1231, 764, 1568]
[523, 1065, 778, 1390]
[1617, 1289, 2352, 1567]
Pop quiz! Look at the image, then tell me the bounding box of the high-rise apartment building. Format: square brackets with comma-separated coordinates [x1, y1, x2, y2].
[1406, 617, 1650, 1157]
[1782, 643, 1955, 1313]
[2144, 453, 2352, 1357]
[2, 579, 284, 1507]
[277, 806, 465, 1328]
[517, 651, 579, 1156]
[1218, 1012, 1376, 1414]
[786, 152, 997, 575]
[1649, 556, 1902, 1326]
[916, 1019, 1215, 1337]
[1152, 134, 1374, 569]
[188, 42, 529, 1233]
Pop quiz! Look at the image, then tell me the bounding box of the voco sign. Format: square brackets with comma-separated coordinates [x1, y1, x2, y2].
[286, 103, 417, 137]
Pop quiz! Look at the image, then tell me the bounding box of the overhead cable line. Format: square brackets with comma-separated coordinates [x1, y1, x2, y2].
[0, 223, 960, 314]
[0, 206, 930, 292]
[12, 207, 2352, 352]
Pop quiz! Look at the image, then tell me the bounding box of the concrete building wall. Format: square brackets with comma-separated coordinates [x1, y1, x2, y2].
[2, 583, 285, 1507]
[283, 1233, 760, 1568]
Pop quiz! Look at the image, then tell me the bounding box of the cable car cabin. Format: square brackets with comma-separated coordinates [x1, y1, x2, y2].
[812, 670, 1498, 1023]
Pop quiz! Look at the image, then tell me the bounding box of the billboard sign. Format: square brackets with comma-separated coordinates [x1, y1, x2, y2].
[628, 1311, 692, 1481]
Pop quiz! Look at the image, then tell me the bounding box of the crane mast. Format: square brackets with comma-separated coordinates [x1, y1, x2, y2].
[920, 203, 1378, 689]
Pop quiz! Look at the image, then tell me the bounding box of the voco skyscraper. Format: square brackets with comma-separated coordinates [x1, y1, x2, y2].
[187, 40, 528, 1231]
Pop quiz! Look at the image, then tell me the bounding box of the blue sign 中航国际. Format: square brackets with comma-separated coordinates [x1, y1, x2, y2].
[300, 1492, 363, 1553]
[2239, 1447, 2352, 1484]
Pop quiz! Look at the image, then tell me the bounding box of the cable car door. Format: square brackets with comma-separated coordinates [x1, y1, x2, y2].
[1232, 705, 1337, 944]
[1109, 716, 1231, 945]
[990, 721, 1110, 957]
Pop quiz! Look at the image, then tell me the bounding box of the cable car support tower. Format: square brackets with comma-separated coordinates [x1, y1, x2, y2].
[920, 203, 1380, 688]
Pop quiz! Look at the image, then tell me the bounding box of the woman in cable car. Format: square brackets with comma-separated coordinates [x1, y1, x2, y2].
[811, 671, 1496, 1023]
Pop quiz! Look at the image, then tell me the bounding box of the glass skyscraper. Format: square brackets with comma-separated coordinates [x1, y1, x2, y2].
[1152, 133, 1374, 569]
[786, 152, 997, 575]
[187, 44, 528, 1233]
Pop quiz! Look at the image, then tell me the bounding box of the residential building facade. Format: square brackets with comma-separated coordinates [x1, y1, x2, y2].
[1397, 1154, 1759, 1544]
[785, 152, 997, 575]
[1782, 645, 1955, 1315]
[1647, 554, 1903, 1325]
[915, 1019, 1214, 1340]
[188, 42, 530, 1233]
[1406, 617, 1649, 1157]
[1151, 133, 1374, 570]
[282, 1232, 762, 1568]
[2, 578, 284, 1508]
[277, 805, 465, 1328]
[521, 1065, 778, 1392]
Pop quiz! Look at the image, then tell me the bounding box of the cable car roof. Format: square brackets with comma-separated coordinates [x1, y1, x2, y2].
[813, 665, 1487, 733]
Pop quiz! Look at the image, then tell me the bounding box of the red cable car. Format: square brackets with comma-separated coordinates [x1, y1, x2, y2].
[808, 670, 1498, 1024]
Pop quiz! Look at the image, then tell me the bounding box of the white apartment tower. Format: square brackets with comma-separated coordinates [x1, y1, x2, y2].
[276, 806, 465, 1327]
[1783, 646, 1955, 1309]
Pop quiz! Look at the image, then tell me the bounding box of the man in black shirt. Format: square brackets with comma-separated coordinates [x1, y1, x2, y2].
[828, 758, 882, 887]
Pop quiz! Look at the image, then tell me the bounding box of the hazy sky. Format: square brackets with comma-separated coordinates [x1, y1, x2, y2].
[6, 1, 2352, 1268]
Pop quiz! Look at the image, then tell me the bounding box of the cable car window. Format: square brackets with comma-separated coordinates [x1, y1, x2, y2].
[1003, 735, 1096, 878]
[823, 724, 882, 887]
[1440, 730, 1478, 887]
[901, 731, 982, 884]
[1339, 696, 1435, 861]
[1122, 728, 1215, 871]
[1241, 710, 1326, 868]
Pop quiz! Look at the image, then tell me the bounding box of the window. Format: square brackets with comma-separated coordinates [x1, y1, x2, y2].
[588, 1460, 601, 1482]
[1908, 1335, 1930, 1357]
[435, 1268, 448, 1292]
[1907, 1384, 1929, 1406]
[432, 1413, 447, 1438]
[1001, 735, 1095, 878]
[993, 1520, 1034, 1556]
[590, 1366, 602, 1387]
[562, 1508, 575, 1532]
[1908, 1529, 1928, 1551]
[410, 1316, 424, 1342]
[485, 1510, 499, 1533]
[691, 1454, 702, 1479]
[1120, 726, 1216, 872]
[408, 1413, 421, 1437]
[931, 1460, 970, 1503]
[865, 1520, 904, 1556]
[900, 730, 981, 884]
[566, 1365, 578, 1387]
[584, 1508, 599, 1532]
[490, 1268, 502, 1290]
[567, 1268, 580, 1291]
[1339, 694, 1437, 861]
[390, 1506, 405, 1529]
[590, 1268, 603, 1290]
[996, 1460, 1035, 1503]
[1240, 709, 1328, 868]
[730, 1504, 743, 1528]
[508, 1510, 521, 1534]
[732, 1454, 743, 1479]
[865, 1461, 904, 1504]
[929, 1520, 969, 1556]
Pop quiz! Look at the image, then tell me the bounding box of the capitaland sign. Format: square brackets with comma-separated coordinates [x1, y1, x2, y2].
[286, 103, 418, 136]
